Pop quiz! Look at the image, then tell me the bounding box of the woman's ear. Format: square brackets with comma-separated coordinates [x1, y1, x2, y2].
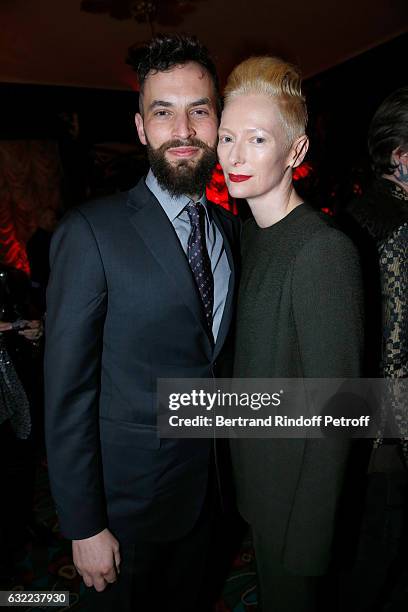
[289, 135, 309, 169]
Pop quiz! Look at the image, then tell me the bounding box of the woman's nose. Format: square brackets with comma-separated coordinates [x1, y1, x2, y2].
[229, 144, 244, 166]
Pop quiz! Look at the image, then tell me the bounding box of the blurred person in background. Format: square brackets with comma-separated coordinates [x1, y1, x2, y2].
[346, 87, 408, 612]
[26, 206, 59, 316]
[0, 265, 43, 586]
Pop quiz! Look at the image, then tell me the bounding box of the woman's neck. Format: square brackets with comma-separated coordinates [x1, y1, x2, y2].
[247, 182, 303, 228]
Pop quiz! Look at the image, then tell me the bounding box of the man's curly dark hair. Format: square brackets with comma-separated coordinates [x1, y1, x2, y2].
[127, 33, 221, 115]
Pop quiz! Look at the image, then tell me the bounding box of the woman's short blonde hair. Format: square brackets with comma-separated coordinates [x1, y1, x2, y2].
[224, 56, 308, 145]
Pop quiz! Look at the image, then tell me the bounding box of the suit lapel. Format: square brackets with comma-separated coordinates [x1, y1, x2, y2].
[127, 180, 211, 351]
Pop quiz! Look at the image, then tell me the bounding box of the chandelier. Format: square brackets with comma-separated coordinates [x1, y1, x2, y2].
[81, 0, 203, 33]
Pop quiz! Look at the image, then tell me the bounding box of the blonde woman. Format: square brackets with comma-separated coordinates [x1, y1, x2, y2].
[218, 57, 364, 611]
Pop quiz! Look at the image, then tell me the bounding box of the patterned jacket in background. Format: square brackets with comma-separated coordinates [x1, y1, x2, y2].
[378, 187, 408, 379]
[347, 178, 408, 453]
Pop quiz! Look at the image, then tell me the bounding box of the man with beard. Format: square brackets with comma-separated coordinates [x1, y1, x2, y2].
[44, 34, 239, 612]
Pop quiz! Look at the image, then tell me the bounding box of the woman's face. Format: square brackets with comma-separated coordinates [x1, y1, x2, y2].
[218, 93, 294, 201]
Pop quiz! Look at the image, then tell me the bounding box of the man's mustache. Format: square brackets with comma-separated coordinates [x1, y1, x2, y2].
[158, 139, 213, 153]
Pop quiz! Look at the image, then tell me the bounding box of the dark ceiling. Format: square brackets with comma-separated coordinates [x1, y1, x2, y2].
[0, 0, 406, 90]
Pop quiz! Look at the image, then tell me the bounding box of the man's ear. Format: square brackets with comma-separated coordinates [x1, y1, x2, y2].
[289, 135, 309, 169]
[135, 113, 147, 146]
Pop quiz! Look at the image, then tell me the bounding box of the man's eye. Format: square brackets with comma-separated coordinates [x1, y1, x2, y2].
[192, 109, 209, 116]
[154, 110, 170, 117]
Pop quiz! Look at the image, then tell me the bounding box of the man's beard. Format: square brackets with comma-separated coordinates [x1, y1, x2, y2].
[146, 138, 217, 198]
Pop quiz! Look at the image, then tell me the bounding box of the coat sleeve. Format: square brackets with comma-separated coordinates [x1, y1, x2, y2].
[292, 227, 364, 378]
[44, 208, 108, 540]
[378, 227, 408, 441]
[284, 228, 365, 575]
[379, 227, 408, 379]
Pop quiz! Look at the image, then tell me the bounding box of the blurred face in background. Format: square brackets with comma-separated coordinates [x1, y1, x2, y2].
[390, 146, 408, 191]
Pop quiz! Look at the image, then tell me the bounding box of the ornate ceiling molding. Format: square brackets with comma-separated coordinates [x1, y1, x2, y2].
[81, 0, 203, 29]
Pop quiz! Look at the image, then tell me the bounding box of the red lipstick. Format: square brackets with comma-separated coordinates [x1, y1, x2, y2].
[228, 174, 252, 182]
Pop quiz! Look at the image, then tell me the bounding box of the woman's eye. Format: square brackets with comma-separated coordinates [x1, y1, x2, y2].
[253, 137, 266, 144]
[219, 135, 233, 144]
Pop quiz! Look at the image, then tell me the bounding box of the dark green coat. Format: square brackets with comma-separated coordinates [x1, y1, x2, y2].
[231, 203, 364, 576]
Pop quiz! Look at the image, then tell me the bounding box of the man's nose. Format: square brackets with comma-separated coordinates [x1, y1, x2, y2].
[172, 113, 196, 140]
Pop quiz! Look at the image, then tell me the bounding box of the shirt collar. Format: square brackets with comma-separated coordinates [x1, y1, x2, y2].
[145, 169, 211, 223]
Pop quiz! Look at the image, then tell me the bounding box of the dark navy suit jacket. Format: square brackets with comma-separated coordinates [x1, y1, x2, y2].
[44, 178, 240, 542]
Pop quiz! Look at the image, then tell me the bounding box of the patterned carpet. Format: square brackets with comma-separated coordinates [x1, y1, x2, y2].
[7, 462, 258, 611]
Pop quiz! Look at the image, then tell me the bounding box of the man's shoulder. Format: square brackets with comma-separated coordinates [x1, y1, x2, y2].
[76, 178, 148, 221]
[54, 179, 153, 242]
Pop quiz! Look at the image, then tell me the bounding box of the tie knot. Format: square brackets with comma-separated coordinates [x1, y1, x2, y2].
[185, 201, 203, 225]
